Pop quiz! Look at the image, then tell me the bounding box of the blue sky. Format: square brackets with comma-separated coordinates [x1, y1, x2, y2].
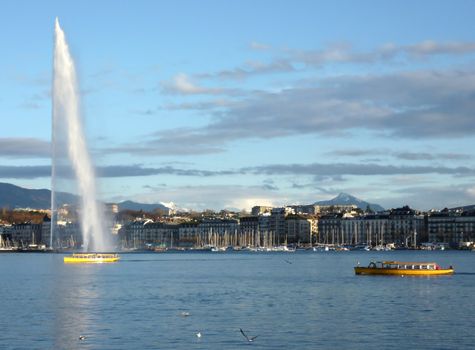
[2, 0, 475, 211]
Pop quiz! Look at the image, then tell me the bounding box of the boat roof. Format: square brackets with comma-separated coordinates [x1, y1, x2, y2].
[380, 261, 437, 265]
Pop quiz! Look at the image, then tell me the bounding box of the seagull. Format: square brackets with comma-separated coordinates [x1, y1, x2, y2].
[240, 328, 258, 342]
[181, 311, 191, 317]
[78, 335, 86, 341]
[195, 332, 202, 338]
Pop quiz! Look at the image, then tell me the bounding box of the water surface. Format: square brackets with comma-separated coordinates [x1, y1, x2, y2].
[1, 251, 474, 349]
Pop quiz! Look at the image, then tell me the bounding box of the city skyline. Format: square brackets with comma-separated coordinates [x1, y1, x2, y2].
[2, 0, 475, 211]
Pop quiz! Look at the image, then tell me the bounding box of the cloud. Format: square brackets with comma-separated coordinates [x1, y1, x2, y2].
[106, 127, 227, 156]
[191, 40, 475, 83]
[197, 60, 295, 80]
[208, 69, 475, 141]
[96, 165, 238, 178]
[0, 138, 50, 159]
[245, 162, 475, 177]
[405, 40, 475, 56]
[161, 73, 231, 95]
[0, 165, 51, 179]
[383, 184, 475, 210]
[394, 152, 471, 161]
[108, 68, 475, 156]
[293, 40, 475, 67]
[250, 41, 271, 51]
[327, 149, 472, 161]
[160, 99, 234, 111]
[0, 164, 239, 179]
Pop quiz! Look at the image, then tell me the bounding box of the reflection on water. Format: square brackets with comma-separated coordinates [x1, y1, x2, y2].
[54, 263, 100, 349]
[0, 251, 474, 350]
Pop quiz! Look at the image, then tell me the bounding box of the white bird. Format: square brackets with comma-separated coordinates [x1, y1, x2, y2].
[78, 335, 86, 341]
[181, 311, 191, 317]
[240, 328, 258, 342]
[196, 332, 202, 338]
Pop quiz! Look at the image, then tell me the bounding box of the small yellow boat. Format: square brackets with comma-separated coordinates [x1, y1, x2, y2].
[63, 253, 120, 264]
[354, 261, 454, 276]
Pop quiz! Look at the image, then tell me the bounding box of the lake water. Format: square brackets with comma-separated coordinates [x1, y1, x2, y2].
[1, 251, 474, 349]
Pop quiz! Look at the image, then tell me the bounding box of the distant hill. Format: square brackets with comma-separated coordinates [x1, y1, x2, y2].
[314, 192, 385, 212]
[450, 204, 475, 212]
[0, 183, 176, 212]
[117, 200, 171, 212]
[0, 182, 76, 209]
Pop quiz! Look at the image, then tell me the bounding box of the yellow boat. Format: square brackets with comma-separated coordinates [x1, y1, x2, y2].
[63, 253, 120, 264]
[354, 261, 454, 276]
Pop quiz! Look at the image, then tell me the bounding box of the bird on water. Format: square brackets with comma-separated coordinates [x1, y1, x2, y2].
[240, 328, 258, 342]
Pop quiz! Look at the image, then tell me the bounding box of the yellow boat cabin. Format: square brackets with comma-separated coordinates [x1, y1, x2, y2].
[63, 253, 120, 264]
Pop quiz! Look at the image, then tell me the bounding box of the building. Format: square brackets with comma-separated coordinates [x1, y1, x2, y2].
[198, 218, 239, 247]
[427, 210, 475, 246]
[270, 207, 295, 244]
[285, 215, 314, 244]
[388, 206, 425, 246]
[251, 206, 273, 216]
[11, 222, 42, 247]
[178, 222, 199, 247]
[318, 206, 424, 247]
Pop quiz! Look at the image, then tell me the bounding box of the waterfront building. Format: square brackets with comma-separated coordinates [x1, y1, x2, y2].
[285, 215, 314, 244]
[318, 206, 424, 247]
[198, 218, 239, 247]
[54, 222, 82, 248]
[239, 216, 259, 246]
[11, 222, 42, 247]
[427, 210, 475, 245]
[0, 224, 12, 246]
[251, 205, 273, 216]
[118, 219, 152, 248]
[270, 207, 294, 244]
[318, 213, 343, 244]
[387, 206, 425, 246]
[143, 221, 179, 247]
[178, 222, 199, 247]
[41, 215, 51, 247]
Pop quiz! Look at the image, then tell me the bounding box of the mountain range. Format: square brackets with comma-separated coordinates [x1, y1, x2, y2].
[314, 192, 385, 212]
[1, 182, 385, 212]
[0, 182, 77, 209]
[0, 182, 170, 212]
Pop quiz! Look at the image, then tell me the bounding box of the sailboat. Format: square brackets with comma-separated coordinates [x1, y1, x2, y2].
[0, 235, 16, 252]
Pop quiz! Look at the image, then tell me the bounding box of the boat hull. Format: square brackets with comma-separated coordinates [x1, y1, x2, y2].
[354, 267, 454, 276]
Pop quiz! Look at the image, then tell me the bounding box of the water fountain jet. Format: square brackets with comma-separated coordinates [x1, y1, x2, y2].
[51, 18, 110, 252]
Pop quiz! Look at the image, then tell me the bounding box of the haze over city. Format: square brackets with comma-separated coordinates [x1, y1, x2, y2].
[1, 0, 475, 211]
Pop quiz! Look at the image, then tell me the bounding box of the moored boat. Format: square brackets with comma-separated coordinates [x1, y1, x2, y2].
[354, 261, 454, 276]
[63, 253, 120, 264]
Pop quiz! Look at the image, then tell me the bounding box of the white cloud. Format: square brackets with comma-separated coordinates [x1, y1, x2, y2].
[161, 73, 225, 95]
[467, 186, 475, 198]
[250, 41, 271, 51]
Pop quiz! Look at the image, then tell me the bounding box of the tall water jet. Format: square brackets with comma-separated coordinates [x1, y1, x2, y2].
[51, 18, 109, 251]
